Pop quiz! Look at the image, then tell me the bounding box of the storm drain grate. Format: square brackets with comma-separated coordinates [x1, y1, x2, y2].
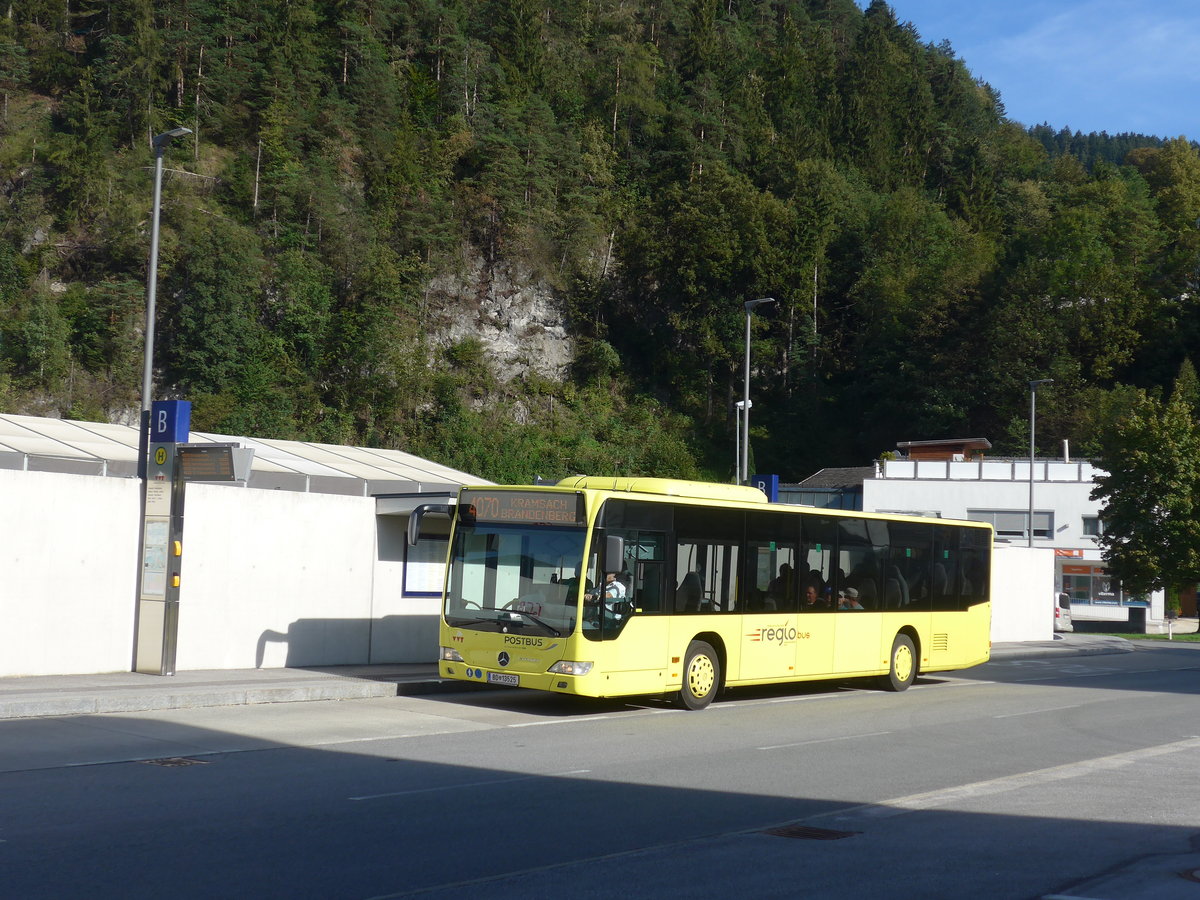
[141, 757, 209, 767]
[762, 824, 859, 841]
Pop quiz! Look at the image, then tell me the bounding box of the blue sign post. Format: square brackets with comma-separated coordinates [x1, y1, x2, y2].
[135, 400, 191, 675]
[751, 474, 780, 502]
[150, 399, 191, 444]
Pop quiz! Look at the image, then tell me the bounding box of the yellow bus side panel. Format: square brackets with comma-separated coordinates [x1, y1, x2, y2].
[440, 603, 990, 700]
[925, 603, 992, 671]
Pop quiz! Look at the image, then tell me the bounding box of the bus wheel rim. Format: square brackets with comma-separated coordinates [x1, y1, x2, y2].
[894, 643, 913, 682]
[689, 656, 715, 697]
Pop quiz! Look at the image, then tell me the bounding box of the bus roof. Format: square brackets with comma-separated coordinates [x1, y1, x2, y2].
[555, 476, 769, 504]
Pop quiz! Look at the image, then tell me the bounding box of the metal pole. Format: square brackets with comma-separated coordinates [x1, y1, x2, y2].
[139, 145, 166, 480]
[742, 310, 752, 485]
[134, 127, 190, 673]
[741, 298, 775, 485]
[734, 400, 742, 484]
[140, 127, 190, 479]
[1028, 379, 1052, 547]
[1028, 386, 1035, 548]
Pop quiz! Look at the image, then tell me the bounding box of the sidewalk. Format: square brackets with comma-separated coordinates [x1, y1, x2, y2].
[0, 633, 1146, 721]
[0, 662, 466, 721]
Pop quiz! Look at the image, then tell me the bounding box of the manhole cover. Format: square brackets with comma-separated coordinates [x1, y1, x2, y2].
[142, 757, 208, 767]
[762, 824, 859, 841]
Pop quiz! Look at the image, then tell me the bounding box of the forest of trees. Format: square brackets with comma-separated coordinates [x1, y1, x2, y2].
[2, 0, 1199, 486]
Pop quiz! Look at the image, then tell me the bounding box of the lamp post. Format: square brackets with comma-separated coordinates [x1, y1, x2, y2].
[139, 126, 192, 479]
[741, 298, 775, 485]
[734, 399, 752, 483]
[132, 126, 190, 675]
[1028, 378, 1053, 547]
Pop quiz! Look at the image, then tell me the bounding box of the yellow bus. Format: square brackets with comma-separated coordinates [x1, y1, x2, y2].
[412, 477, 991, 709]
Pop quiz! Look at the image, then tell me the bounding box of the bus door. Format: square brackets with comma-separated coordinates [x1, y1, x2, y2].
[831, 517, 885, 675]
[796, 517, 837, 676]
[885, 519, 934, 662]
[669, 506, 743, 673]
[587, 505, 673, 694]
[739, 513, 801, 682]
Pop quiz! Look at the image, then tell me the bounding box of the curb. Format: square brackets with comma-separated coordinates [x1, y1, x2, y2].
[0, 680, 397, 721]
[990, 637, 1135, 662]
[0, 674, 495, 720]
[0, 637, 1138, 720]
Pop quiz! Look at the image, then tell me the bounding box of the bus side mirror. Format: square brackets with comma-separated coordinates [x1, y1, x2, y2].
[408, 503, 454, 546]
[606, 534, 625, 571]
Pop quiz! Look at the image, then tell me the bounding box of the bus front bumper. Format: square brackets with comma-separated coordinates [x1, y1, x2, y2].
[440, 661, 585, 695]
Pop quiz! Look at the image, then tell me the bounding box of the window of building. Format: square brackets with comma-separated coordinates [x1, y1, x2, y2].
[1082, 516, 1104, 537]
[967, 510, 1052, 541]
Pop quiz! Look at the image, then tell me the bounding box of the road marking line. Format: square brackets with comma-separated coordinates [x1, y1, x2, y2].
[992, 703, 1081, 719]
[765, 692, 854, 705]
[758, 731, 892, 751]
[504, 715, 614, 729]
[812, 736, 1200, 823]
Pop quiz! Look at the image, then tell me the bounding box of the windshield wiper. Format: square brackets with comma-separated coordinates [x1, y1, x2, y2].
[500, 610, 561, 636]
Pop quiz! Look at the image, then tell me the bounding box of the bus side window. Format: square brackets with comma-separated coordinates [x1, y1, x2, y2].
[674, 505, 743, 614]
[677, 571, 702, 612]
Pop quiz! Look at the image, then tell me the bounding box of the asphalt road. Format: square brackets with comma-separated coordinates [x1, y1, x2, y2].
[3, 643, 1199, 899]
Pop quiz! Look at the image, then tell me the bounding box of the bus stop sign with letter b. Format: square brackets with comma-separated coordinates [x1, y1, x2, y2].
[151, 400, 191, 444]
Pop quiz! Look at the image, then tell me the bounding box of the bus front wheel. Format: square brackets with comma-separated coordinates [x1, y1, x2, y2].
[879, 633, 917, 692]
[678, 640, 720, 710]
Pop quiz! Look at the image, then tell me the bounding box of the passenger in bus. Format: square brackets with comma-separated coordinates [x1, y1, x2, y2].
[767, 564, 794, 605]
[801, 584, 825, 610]
[805, 570, 828, 603]
[838, 588, 865, 610]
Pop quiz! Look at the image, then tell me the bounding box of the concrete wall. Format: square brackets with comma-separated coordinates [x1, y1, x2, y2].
[0, 469, 140, 676]
[176, 484, 378, 670]
[991, 546, 1054, 643]
[0, 471, 444, 677]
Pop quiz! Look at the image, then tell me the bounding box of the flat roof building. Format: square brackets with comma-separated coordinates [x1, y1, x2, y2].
[781, 439, 1162, 627]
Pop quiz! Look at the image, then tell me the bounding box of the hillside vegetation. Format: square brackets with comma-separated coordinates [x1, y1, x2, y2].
[2, 0, 1198, 482]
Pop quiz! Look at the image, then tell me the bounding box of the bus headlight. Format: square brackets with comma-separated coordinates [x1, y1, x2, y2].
[440, 647, 465, 662]
[547, 660, 593, 676]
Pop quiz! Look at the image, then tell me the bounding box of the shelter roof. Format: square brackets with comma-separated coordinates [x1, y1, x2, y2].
[0, 413, 489, 496]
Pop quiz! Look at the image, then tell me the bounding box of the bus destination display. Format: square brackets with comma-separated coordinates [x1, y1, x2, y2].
[460, 490, 584, 527]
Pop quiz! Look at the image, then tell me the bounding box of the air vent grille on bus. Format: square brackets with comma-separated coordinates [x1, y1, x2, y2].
[932, 633, 949, 652]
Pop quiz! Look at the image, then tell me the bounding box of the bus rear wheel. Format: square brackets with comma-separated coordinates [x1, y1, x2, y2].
[678, 640, 720, 710]
[879, 633, 917, 692]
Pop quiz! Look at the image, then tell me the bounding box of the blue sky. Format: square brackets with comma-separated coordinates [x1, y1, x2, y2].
[872, 1, 1200, 139]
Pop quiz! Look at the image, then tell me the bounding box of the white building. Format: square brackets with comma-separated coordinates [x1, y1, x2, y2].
[0, 412, 487, 677]
[782, 438, 1164, 629]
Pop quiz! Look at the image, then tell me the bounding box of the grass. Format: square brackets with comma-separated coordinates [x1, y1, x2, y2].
[1089, 631, 1200, 642]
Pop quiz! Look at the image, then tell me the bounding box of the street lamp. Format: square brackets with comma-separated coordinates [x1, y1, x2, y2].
[741, 297, 775, 485]
[139, 126, 191, 479]
[733, 399, 752, 483]
[1028, 378, 1053, 547]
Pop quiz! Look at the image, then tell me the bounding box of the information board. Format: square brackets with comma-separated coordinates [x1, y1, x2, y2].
[459, 489, 585, 527]
[178, 445, 236, 481]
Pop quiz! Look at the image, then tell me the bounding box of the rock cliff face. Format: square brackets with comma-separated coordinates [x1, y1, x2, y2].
[426, 253, 574, 383]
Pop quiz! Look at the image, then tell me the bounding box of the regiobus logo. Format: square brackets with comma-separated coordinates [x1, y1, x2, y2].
[745, 624, 810, 646]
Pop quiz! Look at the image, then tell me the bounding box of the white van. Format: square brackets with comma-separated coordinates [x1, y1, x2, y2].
[1054, 592, 1074, 633]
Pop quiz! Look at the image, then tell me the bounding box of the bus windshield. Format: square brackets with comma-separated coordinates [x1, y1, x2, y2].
[445, 523, 588, 636]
